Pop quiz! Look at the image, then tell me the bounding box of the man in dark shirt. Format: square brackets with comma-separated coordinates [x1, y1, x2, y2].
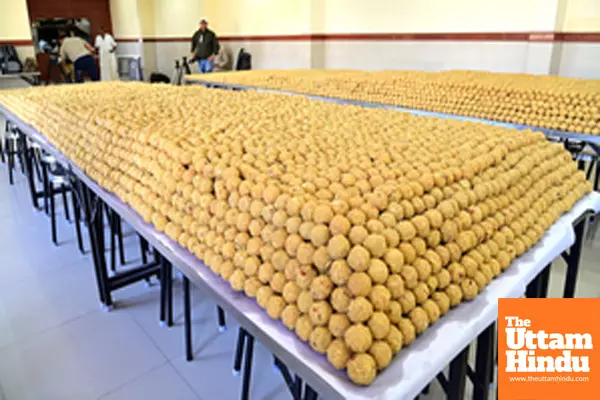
[190, 18, 219, 73]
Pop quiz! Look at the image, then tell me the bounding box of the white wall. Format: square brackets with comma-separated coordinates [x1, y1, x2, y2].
[322, 41, 531, 72]
[108, 0, 600, 78]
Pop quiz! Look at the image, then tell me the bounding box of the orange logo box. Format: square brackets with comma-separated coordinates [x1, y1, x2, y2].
[498, 298, 600, 400]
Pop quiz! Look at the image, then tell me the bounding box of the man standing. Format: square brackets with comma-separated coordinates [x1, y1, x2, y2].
[94, 26, 118, 81]
[190, 18, 219, 73]
[59, 32, 99, 83]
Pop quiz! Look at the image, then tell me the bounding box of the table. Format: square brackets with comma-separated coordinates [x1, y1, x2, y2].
[184, 77, 600, 151]
[187, 76, 600, 297]
[2, 103, 599, 400]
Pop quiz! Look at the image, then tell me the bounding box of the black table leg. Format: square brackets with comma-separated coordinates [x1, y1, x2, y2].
[81, 184, 108, 306]
[61, 183, 70, 221]
[563, 218, 586, 298]
[166, 261, 173, 327]
[447, 347, 469, 400]
[41, 161, 49, 214]
[140, 236, 148, 264]
[17, 133, 25, 173]
[527, 264, 552, 298]
[49, 182, 57, 245]
[294, 376, 303, 399]
[274, 358, 298, 399]
[473, 324, 495, 400]
[116, 216, 125, 265]
[7, 137, 14, 185]
[183, 275, 193, 361]
[33, 148, 42, 183]
[303, 385, 318, 400]
[217, 306, 226, 332]
[159, 255, 167, 325]
[71, 182, 84, 253]
[71, 177, 85, 254]
[86, 187, 112, 308]
[538, 264, 551, 298]
[0, 123, 5, 164]
[24, 140, 39, 209]
[94, 197, 113, 308]
[241, 333, 255, 400]
[234, 328, 246, 376]
[108, 210, 116, 272]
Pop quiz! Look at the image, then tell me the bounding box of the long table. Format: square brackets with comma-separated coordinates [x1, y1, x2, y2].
[187, 76, 600, 299]
[2, 103, 600, 400]
[184, 77, 600, 151]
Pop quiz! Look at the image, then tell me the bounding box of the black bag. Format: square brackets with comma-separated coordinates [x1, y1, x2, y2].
[0, 45, 23, 74]
[150, 72, 170, 83]
[236, 48, 252, 71]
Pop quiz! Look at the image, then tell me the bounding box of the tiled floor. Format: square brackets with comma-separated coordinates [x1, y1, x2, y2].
[0, 159, 292, 400]
[1, 81, 599, 400]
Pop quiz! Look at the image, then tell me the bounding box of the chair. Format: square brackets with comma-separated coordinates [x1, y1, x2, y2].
[3, 121, 24, 185]
[40, 155, 83, 250]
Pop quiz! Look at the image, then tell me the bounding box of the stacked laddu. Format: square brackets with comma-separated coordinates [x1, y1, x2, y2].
[0, 82, 590, 385]
[192, 69, 600, 134]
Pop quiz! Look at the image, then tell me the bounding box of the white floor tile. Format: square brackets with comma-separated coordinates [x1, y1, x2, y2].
[169, 326, 290, 400]
[125, 281, 224, 360]
[0, 310, 166, 400]
[99, 363, 199, 400]
[0, 259, 101, 348]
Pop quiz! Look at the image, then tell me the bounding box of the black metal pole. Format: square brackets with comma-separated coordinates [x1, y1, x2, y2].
[109, 210, 116, 272]
[92, 194, 113, 308]
[7, 136, 14, 185]
[61, 183, 70, 221]
[81, 183, 107, 305]
[23, 138, 39, 209]
[71, 179, 84, 253]
[184, 275, 193, 361]
[49, 182, 57, 245]
[159, 255, 167, 325]
[473, 324, 494, 400]
[241, 333, 255, 400]
[525, 274, 541, 298]
[217, 306, 226, 332]
[447, 347, 469, 400]
[166, 261, 173, 327]
[303, 385, 318, 400]
[41, 160, 49, 213]
[139, 235, 148, 264]
[294, 375, 303, 399]
[538, 264, 551, 298]
[116, 216, 125, 265]
[233, 328, 246, 375]
[564, 219, 586, 298]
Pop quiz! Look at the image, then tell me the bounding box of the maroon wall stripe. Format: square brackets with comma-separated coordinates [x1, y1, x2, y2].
[0, 40, 34, 46]
[3, 31, 600, 47]
[129, 31, 600, 43]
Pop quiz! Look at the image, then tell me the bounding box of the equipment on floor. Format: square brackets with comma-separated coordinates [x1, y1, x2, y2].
[235, 48, 251, 70]
[150, 72, 170, 84]
[117, 56, 144, 81]
[172, 57, 193, 85]
[0, 45, 23, 74]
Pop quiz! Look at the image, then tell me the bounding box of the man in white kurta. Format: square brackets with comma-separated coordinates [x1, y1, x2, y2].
[94, 27, 118, 81]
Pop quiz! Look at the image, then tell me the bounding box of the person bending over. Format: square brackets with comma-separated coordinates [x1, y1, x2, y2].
[59, 32, 99, 83]
[190, 18, 219, 73]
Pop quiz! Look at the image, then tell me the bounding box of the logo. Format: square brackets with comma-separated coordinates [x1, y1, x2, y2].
[498, 298, 600, 400]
